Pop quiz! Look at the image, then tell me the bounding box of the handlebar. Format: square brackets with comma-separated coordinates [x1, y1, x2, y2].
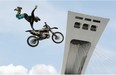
[43, 22, 48, 27]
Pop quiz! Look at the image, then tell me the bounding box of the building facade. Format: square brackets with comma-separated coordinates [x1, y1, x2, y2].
[61, 11, 109, 74]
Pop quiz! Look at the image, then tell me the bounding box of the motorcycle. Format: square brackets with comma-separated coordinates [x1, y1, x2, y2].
[26, 22, 64, 47]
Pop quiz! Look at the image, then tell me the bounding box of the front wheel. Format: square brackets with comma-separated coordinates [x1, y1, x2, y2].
[27, 36, 39, 47]
[52, 32, 64, 44]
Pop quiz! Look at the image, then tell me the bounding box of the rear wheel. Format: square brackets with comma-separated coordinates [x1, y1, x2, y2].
[52, 32, 64, 44]
[27, 36, 39, 47]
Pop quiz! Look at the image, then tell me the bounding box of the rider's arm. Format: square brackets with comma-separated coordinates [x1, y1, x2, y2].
[31, 5, 37, 17]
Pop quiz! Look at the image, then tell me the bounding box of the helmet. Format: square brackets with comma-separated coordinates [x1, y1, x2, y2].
[14, 7, 22, 11]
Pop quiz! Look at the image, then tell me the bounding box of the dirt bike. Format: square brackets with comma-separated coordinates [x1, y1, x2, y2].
[26, 22, 64, 47]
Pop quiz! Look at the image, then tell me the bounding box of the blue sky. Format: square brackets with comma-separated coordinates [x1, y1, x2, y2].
[0, 0, 116, 74]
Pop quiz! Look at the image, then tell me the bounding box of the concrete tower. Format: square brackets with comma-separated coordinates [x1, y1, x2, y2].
[61, 11, 109, 74]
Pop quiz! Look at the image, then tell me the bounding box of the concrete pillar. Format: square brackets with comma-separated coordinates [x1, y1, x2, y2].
[61, 11, 109, 74]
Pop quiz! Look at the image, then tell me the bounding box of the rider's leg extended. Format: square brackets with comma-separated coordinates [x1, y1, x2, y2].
[30, 24, 35, 30]
[31, 5, 40, 22]
[43, 32, 50, 38]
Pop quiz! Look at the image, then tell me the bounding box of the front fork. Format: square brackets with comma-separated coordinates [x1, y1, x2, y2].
[50, 30, 55, 36]
[50, 30, 58, 39]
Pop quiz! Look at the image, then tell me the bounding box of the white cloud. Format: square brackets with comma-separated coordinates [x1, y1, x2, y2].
[0, 64, 28, 74]
[0, 64, 58, 74]
[29, 64, 58, 74]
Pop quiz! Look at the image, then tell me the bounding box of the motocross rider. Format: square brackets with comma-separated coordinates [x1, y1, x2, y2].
[14, 5, 41, 30]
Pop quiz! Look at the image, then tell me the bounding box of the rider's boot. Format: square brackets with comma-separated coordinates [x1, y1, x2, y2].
[46, 34, 50, 38]
[44, 33, 50, 39]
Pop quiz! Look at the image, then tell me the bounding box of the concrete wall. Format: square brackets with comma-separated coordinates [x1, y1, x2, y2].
[61, 11, 109, 74]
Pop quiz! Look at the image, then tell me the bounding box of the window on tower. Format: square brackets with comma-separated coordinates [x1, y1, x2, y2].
[91, 25, 97, 31]
[93, 19, 100, 23]
[75, 16, 83, 20]
[74, 22, 81, 28]
[82, 24, 89, 30]
[85, 18, 91, 21]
